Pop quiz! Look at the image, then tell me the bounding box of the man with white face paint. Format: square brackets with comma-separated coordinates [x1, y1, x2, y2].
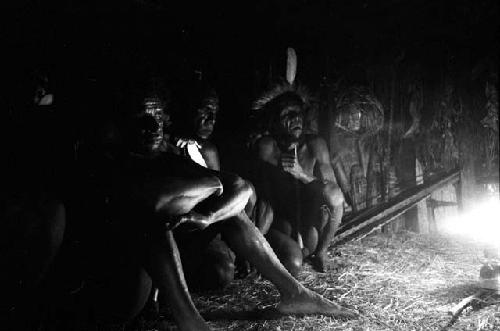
[252, 89, 345, 274]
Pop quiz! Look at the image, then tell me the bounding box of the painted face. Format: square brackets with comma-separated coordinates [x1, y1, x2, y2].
[279, 104, 303, 139]
[347, 105, 362, 132]
[135, 97, 169, 152]
[335, 104, 362, 133]
[195, 99, 218, 140]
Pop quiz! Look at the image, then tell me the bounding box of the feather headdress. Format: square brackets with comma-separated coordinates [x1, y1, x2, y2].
[286, 47, 297, 85]
[250, 48, 314, 138]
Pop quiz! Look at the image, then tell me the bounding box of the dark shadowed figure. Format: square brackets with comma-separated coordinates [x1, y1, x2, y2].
[0, 71, 66, 330]
[329, 86, 385, 213]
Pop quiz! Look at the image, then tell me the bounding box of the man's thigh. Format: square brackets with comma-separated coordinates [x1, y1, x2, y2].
[300, 181, 328, 227]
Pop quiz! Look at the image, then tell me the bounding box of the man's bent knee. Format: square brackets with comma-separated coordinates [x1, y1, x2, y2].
[323, 182, 344, 207]
[213, 259, 235, 289]
[284, 252, 303, 277]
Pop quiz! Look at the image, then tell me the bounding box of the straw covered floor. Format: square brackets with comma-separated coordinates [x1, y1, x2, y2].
[153, 231, 499, 331]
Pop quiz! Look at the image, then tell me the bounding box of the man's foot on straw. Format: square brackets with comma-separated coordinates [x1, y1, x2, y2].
[277, 287, 358, 318]
[309, 252, 327, 273]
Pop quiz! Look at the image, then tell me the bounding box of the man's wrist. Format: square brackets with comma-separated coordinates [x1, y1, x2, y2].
[205, 212, 215, 225]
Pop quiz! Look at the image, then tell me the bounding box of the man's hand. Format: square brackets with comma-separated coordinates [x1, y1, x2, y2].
[281, 154, 306, 179]
[281, 152, 315, 183]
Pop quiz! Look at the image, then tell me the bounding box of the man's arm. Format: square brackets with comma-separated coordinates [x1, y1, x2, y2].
[331, 155, 353, 207]
[199, 171, 253, 223]
[261, 136, 316, 184]
[152, 157, 252, 229]
[200, 141, 221, 171]
[310, 136, 337, 184]
[256, 136, 279, 166]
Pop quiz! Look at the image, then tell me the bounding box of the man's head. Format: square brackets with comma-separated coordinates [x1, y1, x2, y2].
[345, 104, 362, 132]
[272, 91, 304, 139]
[129, 94, 170, 153]
[335, 86, 384, 135]
[194, 90, 219, 140]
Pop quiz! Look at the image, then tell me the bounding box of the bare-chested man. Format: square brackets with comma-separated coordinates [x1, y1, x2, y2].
[154, 90, 237, 290]
[252, 89, 345, 274]
[174, 87, 273, 278]
[175, 88, 221, 170]
[89, 86, 356, 330]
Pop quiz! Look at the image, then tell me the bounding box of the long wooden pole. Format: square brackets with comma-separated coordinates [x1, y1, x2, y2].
[333, 168, 461, 245]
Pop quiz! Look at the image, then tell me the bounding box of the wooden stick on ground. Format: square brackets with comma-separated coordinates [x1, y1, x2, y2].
[447, 290, 486, 317]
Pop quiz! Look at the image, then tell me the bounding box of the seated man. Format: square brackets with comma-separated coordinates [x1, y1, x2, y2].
[154, 90, 237, 290]
[173, 87, 272, 232]
[173, 87, 273, 279]
[174, 88, 221, 170]
[87, 86, 356, 330]
[251, 86, 345, 274]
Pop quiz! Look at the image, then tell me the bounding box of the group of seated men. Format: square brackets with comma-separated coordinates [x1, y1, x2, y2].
[0, 75, 356, 330]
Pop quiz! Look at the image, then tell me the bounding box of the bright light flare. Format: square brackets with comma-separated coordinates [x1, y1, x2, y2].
[439, 195, 500, 252]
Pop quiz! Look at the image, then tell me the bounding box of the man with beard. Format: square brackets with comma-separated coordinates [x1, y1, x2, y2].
[89, 84, 356, 330]
[251, 88, 344, 274]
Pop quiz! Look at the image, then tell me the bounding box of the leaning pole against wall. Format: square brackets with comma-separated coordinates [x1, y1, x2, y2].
[332, 168, 461, 246]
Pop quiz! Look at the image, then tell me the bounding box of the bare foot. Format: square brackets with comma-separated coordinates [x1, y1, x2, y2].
[277, 288, 358, 319]
[310, 253, 327, 273]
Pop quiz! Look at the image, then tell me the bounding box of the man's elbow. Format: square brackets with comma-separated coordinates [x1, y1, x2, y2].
[202, 175, 224, 196]
[218, 172, 254, 204]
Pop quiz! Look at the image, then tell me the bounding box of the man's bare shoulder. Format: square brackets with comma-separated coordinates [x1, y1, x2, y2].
[304, 134, 328, 149]
[200, 140, 218, 153]
[254, 135, 280, 163]
[256, 135, 278, 150]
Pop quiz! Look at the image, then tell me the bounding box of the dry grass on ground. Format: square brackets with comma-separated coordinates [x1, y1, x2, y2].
[157, 231, 499, 331]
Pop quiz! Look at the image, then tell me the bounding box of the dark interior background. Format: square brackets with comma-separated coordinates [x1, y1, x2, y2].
[3, 0, 498, 163]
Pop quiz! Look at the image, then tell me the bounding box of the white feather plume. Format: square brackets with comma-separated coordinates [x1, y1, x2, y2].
[286, 47, 297, 85]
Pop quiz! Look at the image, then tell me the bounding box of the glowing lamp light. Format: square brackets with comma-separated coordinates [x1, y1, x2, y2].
[440, 194, 500, 292]
[440, 195, 500, 250]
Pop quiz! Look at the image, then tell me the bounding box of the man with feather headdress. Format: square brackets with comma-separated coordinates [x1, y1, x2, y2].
[250, 49, 345, 273]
